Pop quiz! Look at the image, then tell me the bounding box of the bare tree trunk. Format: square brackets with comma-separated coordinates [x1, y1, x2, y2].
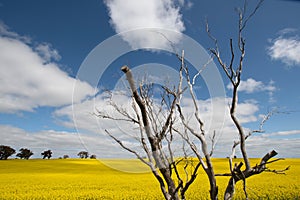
[176, 50, 218, 200]
[230, 84, 251, 171]
[121, 66, 179, 200]
[206, 158, 218, 200]
[204, 1, 288, 199]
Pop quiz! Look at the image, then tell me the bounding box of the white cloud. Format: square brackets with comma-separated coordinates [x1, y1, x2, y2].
[278, 28, 297, 35]
[227, 78, 276, 94]
[54, 92, 141, 138]
[0, 21, 31, 43]
[268, 29, 300, 66]
[247, 130, 300, 158]
[176, 0, 193, 9]
[179, 97, 259, 128]
[35, 43, 61, 63]
[104, 0, 185, 49]
[0, 23, 96, 113]
[262, 130, 300, 137]
[227, 78, 276, 102]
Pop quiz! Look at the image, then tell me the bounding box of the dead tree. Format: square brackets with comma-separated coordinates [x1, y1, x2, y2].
[97, 66, 201, 200]
[167, 1, 288, 199]
[97, 1, 288, 199]
[203, 0, 287, 199]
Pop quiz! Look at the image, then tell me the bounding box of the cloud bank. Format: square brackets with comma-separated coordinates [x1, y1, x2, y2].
[0, 124, 119, 158]
[31, 89, 300, 158]
[52, 89, 265, 158]
[0, 23, 95, 113]
[104, 0, 185, 49]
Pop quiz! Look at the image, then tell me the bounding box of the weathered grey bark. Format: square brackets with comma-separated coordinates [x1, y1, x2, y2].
[206, 1, 288, 199]
[99, 64, 202, 199]
[121, 65, 179, 200]
[224, 150, 278, 200]
[97, 2, 289, 199]
[175, 50, 218, 200]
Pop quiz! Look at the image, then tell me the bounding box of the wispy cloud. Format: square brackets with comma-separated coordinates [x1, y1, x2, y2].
[104, 0, 185, 49]
[0, 22, 96, 113]
[0, 21, 31, 43]
[35, 43, 61, 63]
[227, 78, 276, 94]
[262, 130, 300, 137]
[267, 28, 300, 66]
[227, 78, 276, 102]
[177, 0, 193, 10]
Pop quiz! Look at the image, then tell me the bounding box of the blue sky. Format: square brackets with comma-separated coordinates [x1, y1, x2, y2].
[0, 0, 300, 159]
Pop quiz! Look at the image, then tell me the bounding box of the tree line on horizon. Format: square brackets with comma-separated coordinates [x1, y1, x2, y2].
[0, 145, 96, 160]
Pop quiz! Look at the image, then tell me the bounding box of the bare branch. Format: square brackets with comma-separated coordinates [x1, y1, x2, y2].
[105, 129, 149, 166]
[94, 111, 139, 124]
[209, 130, 217, 157]
[121, 65, 181, 199]
[94, 91, 139, 124]
[240, 0, 264, 32]
[175, 50, 219, 199]
[265, 166, 290, 174]
[192, 54, 215, 85]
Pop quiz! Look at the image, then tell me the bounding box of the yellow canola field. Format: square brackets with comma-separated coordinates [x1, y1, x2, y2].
[0, 158, 299, 199]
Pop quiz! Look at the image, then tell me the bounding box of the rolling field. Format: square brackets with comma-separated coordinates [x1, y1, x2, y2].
[0, 158, 299, 199]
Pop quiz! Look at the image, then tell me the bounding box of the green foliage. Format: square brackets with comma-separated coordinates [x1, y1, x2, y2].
[16, 148, 34, 159]
[63, 155, 69, 159]
[41, 150, 52, 159]
[0, 145, 16, 160]
[77, 151, 89, 159]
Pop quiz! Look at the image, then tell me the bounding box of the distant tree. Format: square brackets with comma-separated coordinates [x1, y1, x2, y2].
[77, 151, 88, 159]
[0, 145, 16, 160]
[41, 150, 52, 159]
[63, 155, 69, 159]
[16, 148, 34, 159]
[90, 154, 96, 159]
